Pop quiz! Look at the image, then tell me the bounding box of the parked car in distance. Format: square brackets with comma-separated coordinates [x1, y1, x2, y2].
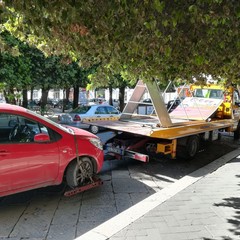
[54, 99, 73, 110]
[47, 98, 59, 108]
[107, 99, 120, 109]
[0, 104, 104, 197]
[167, 98, 181, 112]
[88, 98, 106, 105]
[58, 104, 121, 134]
[142, 98, 152, 104]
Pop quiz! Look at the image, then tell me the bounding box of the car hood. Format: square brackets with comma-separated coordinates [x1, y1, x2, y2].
[62, 124, 97, 138]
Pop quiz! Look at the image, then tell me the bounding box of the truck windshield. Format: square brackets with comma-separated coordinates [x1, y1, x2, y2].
[194, 89, 223, 99]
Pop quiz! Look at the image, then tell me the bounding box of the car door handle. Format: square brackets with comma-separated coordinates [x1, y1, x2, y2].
[0, 150, 9, 156]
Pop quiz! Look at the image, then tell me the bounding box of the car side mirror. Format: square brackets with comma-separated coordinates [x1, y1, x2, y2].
[34, 133, 50, 142]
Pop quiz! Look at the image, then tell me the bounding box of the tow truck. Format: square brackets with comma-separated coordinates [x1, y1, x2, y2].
[85, 80, 240, 161]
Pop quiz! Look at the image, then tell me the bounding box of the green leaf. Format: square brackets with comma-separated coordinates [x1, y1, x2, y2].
[153, 0, 165, 14]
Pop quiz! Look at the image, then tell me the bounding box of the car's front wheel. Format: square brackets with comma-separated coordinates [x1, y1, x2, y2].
[66, 157, 94, 188]
[89, 125, 99, 134]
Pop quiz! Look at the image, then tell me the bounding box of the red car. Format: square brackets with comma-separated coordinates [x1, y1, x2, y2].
[0, 104, 104, 197]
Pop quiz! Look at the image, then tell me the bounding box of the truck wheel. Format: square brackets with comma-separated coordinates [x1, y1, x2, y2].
[234, 122, 240, 140]
[177, 135, 199, 160]
[89, 125, 99, 134]
[66, 157, 94, 188]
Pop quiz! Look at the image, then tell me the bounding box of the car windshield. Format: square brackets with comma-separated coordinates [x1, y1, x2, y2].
[71, 106, 91, 114]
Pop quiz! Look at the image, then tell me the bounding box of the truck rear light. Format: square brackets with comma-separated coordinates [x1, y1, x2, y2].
[74, 115, 81, 122]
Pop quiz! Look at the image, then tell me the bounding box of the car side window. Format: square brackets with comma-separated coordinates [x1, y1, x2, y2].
[0, 113, 18, 143]
[106, 106, 119, 114]
[95, 107, 108, 114]
[0, 113, 50, 144]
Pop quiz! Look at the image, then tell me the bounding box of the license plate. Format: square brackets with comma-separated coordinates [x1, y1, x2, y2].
[106, 146, 124, 155]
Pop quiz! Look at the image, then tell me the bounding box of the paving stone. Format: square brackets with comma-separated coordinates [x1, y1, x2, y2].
[124, 229, 148, 237]
[112, 170, 131, 178]
[112, 178, 149, 193]
[9, 196, 59, 238]
[76, 221, 102, 236]
[79, 205, 118, 222]
[97, 180, 113, 192]
[0, 205, 26, 237]
[0, 238, 21, 240]
[81, 191, 115, 206]
[114, 193, 133, 213]
[51, 204, 79, 225]
[163, 215, 180, 227]
[129, 193, 152, 205]
[46, 224, 76, 240]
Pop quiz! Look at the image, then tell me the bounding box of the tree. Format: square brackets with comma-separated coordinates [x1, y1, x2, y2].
[2, 1, 240, 85]
[0, 32, 31, 105]
[0, 31, 96, 110]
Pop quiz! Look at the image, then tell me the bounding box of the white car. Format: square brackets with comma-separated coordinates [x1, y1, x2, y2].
[58, 104, 121, 134]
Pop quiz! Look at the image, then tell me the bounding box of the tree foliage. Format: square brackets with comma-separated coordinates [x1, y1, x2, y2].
[2, 0, 240, 84]
[0, 31, 96, 107]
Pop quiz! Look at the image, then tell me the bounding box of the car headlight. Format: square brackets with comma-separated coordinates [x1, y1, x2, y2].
[89, 138, 103, 150]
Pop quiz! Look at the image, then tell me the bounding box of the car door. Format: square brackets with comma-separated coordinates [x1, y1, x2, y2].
[94, 106, 109, 118]
[0, 113, 60, 194]
[105, 106, 120, 117]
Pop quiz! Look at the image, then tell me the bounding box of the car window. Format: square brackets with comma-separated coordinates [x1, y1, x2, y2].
[95, 106, 108, 114]
[0, 113, 51, 144]
[106, 106, 119, 114]
[0, 114, 18, 127]
[71, 106, 91, 114]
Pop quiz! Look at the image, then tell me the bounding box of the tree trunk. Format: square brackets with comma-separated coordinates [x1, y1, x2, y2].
[66, 88, 70, 100]
[73, 85, 79, 109]
[22, 89, 28, 108]
[40, 89, 49, 115]
[3, 90, 9, 103]
[10, 88, 16, 105]
[30, 87, 34, 100]
[119, 86, 125, 112]
[109, 85, 113, 105]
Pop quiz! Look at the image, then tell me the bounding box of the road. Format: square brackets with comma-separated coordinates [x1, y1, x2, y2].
[0, 131, 238, 240]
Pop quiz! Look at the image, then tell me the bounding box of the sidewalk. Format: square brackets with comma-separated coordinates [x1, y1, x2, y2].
[78, 148, 240, 240]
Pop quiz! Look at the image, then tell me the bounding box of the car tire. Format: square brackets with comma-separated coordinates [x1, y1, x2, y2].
[89, 125, 99, 134]
[66, 157, 94, 188]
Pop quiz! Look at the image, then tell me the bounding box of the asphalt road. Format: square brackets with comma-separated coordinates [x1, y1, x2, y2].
[0, 131, 238, 240]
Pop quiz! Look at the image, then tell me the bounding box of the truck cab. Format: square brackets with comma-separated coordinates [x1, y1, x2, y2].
[189, 84, 240, 120]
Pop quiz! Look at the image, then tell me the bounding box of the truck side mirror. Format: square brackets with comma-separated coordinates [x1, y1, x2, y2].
[235, 102, 240, 107]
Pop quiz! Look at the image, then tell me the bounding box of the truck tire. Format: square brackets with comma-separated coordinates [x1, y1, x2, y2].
[234, 122, 240, 140]
[177, 135, 199, 160]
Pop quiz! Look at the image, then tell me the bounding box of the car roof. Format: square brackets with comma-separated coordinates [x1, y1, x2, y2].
[0, 103, 27, 113]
